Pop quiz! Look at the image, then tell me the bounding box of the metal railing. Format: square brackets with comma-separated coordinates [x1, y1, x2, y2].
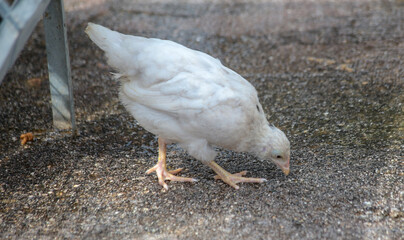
[0, 0, 76, 132]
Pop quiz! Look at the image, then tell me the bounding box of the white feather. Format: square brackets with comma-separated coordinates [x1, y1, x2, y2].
[85, 23, 290, 163]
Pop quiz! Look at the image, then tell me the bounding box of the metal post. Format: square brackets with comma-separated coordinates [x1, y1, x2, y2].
[0, 0, 51, 84]
[43, 0, 76, 132]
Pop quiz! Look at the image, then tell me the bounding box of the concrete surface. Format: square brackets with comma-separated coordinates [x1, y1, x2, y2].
[0, 0, 403, 239]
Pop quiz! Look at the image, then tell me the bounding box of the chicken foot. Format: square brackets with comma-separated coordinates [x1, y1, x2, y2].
[206, 161, 267, 190]
[146, 138, 197, 190]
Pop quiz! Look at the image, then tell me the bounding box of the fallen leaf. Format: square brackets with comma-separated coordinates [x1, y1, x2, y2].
[27, 78, 42, 88]
[20, 132, 34, 145]
[307, 57, 336, 65]
[337, 64, 354, 72]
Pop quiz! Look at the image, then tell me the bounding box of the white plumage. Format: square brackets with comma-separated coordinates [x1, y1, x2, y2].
[86, 23, 290, 190]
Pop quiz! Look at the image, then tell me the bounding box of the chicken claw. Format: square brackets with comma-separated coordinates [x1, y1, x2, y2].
[208, 161, 267, 190]
[146, 138, 197, 190]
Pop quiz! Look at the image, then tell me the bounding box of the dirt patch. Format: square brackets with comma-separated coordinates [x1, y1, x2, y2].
[1, 0, 403, 239]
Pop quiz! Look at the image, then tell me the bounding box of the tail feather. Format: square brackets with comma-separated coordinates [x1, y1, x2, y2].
[85, 23, 133, 72]
[85, 23, 179, 80]
[85, 23, 122, 52]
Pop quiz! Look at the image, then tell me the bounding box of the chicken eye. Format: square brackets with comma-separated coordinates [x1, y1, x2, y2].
[276, 155, 282, 159]
[256, 105, 260, 112]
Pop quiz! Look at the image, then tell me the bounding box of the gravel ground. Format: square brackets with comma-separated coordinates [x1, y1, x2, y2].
[1, 0, 403, 239]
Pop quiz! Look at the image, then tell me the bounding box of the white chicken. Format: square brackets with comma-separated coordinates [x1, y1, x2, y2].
[85, 23, 290, 190]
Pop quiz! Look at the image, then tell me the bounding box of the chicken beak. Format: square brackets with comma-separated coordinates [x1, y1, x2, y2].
[276, 156, 290, 176]
[282, 167, 290, 176]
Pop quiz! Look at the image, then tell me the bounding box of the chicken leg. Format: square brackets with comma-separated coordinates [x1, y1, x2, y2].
[146, 138, 197, 190]
[206, 161, 267, 190]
